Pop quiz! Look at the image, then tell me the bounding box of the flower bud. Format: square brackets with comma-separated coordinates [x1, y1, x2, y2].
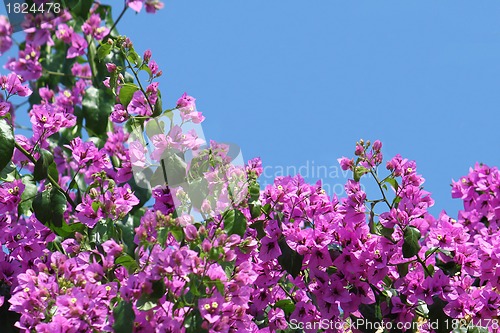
[198, 225, 207, 236]
[143, 49, 152, 63]
[225, 250, 236, 261]
[355, 143, 364, 156]
[75, 232, 84, 242]
[106, 63, 117, 73]
[201, 239, 212, 252]
[373, 140, 382, 151]
[89, 187, 99, 199]
[184, 224, 198, 241]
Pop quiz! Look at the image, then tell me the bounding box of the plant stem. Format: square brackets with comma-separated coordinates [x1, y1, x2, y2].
[278, 281, 296, 304]
[14, 141, 77, 209]
[86, 36, 98, 84]
[43, 70, 92, 80]
[417, 254, 433, 277]
[105, 3, 128, 40]
[124, 56, 155, 113]
[370, 169, 392, 209]
[369, 202, 376, 233]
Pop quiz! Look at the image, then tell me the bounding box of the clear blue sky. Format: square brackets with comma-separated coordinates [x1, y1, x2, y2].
[3, 1, 500, 216]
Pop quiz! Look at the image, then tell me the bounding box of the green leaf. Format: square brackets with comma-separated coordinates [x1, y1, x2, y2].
[113, 300, 135, 333]
[249, 220, 266, 239]
[187, 178, 209, 209]
[435, 257, 462, 276]
[384, 177, 399, 190]
[274, 299, 295, 316]
[377, 224, 394, 239]
[150, 152, 187, 188]
[0, 118, 14, 172]
[119, 83, 139, 108]
[117, 211, 143, 256]
[223, 209, 247, 237]
[48, 162, 59, 182]
[140, 63, 153, 78]
[249, 183, 261, 202]
[434, 247, 453, 257]
[428, 297, 453, 333]
[50, 189, 67, 228]
[136, 299, 157, 311]
[82, 86, 114, 138]
[392, 195, 402, 208]
[426, 264, 435, 277]
[32, 189, 52, 225]
[277, 237, 304, 278]
[357, 302, 383, 333]
[66, 0, 93, 20]
[144, 119, 165, 137]
[468, 327, 490, 333]
[152, 279, 167, 298]
[262, 203, 271, 215]
[39, 41, 69, 88]
[221, 261, 235, 279]
[397, 262, 409, 276]
[214, 279, 225, 295]
[32, 188, 67, 228]
[354, 165, 369, 182]
[0, 162, 17, 182]
[184, 309, 208, 333]
[51, 221, 86, 239]
[170, 226, 184, 243]
[152, 91, 162, 117]
[127, 49, 141, 67]
[249, 203, 262, 219]
[33, 149, 55, 181]
[127, 175, 151, 214]
[97, 43, 112, 61]
[402, 226, 421, 258]
[115, 254, 138, 273]
[18, 175, 37, 216]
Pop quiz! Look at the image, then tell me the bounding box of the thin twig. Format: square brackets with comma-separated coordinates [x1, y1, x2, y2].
[43, 70, 92, 80]
[104, 3, 128, 41]
[370, 169, 392, 209]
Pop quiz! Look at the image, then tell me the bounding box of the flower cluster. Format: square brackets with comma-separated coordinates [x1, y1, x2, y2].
[0, 15, 13, 56]
[9, 240, 121, 332]
[2, 3, 500, 333]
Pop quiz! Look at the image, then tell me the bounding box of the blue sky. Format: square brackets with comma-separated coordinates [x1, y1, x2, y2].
[3, 1, 500, 216]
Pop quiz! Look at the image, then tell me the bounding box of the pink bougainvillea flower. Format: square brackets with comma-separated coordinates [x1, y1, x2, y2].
[82, 14, 109, 40]
[127, 0, 144, 12]
[0, 15, 13, 56]
[198, 292, 225, 324]
[1, 73, 32, 97]
[64, 137, 99, 167]
[145, 0, 165, 13]
[67, 34, 88, 59]
[56, 24, 73, 43]
[177, 92, 196, 111]
[110, 104, 129, 123]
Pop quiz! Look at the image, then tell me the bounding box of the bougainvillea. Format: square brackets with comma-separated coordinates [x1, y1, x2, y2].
[0, 1, 499, 333]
